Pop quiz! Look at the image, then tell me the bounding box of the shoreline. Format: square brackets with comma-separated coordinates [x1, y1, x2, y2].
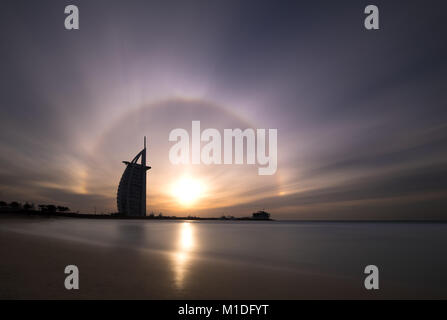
[1, 212, 447, 223]
[0, 211, 273, 221]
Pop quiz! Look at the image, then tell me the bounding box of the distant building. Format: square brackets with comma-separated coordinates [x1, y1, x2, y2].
[252, 210, 271, 220]
[117, 137, 151, 216]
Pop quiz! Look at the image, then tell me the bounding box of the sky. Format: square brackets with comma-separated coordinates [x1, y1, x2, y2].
[0, 0, 447, 219]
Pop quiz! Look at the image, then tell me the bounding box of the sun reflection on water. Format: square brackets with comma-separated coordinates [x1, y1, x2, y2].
[172, 222, 195, 289]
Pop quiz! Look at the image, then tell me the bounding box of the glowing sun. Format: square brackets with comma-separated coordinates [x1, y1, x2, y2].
[170, 176, 205, 206]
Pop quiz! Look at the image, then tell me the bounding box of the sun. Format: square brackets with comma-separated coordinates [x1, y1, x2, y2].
[170, 176, 205, 206]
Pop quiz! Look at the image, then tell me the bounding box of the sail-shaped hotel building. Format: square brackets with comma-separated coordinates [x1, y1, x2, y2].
[117, 137, 151, 216]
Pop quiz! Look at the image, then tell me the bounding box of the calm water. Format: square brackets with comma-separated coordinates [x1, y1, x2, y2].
[1, 218, 446, 298]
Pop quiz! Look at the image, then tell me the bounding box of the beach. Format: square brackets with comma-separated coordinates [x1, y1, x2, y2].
[0, 216, 446, 299]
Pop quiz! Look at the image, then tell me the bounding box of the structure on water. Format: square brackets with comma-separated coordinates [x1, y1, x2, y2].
[252, 210, 271, 220]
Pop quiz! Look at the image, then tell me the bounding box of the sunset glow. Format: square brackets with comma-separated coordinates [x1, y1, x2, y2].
[170, 176, 205, 207]
[0, 1, 446, 220]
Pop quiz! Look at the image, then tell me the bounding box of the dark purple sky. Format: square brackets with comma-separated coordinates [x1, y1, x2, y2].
[1, 0, 446, 219]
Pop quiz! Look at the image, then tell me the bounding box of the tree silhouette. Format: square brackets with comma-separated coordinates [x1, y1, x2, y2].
[23, 203, 34, 211]
[9, 201, 20, 209]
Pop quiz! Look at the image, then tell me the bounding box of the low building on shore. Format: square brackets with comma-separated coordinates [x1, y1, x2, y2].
[252, 210, 271, 220]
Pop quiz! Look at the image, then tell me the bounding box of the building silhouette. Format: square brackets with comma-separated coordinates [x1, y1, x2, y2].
[252, 210, 270, 220]
[117, 137, 151, 216]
